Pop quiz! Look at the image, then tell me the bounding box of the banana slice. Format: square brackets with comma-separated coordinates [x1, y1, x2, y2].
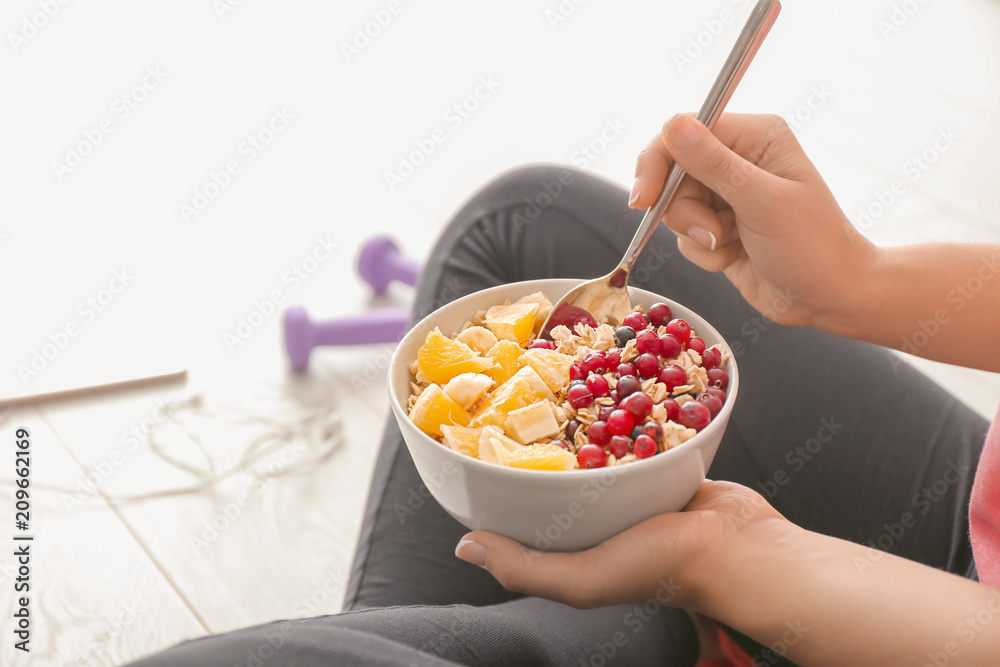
[506, 401, 560, 445]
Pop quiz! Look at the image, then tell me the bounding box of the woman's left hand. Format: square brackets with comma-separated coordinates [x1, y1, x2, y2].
[454, 480, 790, 611]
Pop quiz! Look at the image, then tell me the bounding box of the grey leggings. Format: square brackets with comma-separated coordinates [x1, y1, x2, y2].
[128, 165, 987, 666]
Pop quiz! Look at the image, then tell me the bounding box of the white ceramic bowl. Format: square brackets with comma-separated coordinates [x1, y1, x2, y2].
[389, 279, 739, 551]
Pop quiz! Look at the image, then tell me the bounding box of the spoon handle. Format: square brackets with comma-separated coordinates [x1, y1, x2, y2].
[617, 0, 781, 275]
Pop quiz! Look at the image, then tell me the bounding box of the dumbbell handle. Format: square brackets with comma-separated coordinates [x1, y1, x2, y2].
[311, 309, 409, 345]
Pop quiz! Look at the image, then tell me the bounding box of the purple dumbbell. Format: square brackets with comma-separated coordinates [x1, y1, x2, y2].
[357, 235, 422, 294]
[284, 306, 410, 371]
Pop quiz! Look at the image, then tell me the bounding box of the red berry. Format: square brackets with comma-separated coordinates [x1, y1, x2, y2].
[528, 339, 555, 350]
[570, 363, 586, 382]
[605, 349, 622, 368]
[647, 303, 672, 327]
[567, 384, 594, 409]
[659, 398, 680, 422]
[609, 390, 618, 403]
[566, 419, 582, 441]
[616, 375, 642, 398]
[707, 368, 729, 389]
[621, 392, 653, 420]
[696, 392, 723, 417]
[635, 353, 660, 378]
[587, 420, 611, 446]
[657, 365, 687, 391]
[658, 333, 682, 360]
[634, 434, 657, 459]
[581, 351, 608, 375]
[640, 421, 663, 442]
[635, 329, 660, 355]
[607, 409, 635, 435]
[622, 312, 649, 331]
[586, 374, 610, 398]
[598, 405, 615, 422]
[678, 401, 711, 431]
[577, 444, 607, 469]
[706, 387, 727, 404]
[609, 434, 632, 458]
[616, 363, 637, 378]
[701, 347, 722, 370]
[666, 318, 691, 343]
[555, 440, 572, 450]
[687, 336, 706, 354]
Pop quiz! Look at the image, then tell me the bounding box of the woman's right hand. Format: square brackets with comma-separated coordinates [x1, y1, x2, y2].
[630, 113, 880, 334]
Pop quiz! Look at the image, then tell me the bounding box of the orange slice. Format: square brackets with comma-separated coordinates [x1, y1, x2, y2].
[485, 340, 525, 385]
[522, 349, 577, 394]
[408, 384, 472, 437]
[484, 303, 538, 344]
[416, 329, 493, 385]
[441, 425, 482, 458]
[470, 376, 537, 429]
[505, 442, 577, 471]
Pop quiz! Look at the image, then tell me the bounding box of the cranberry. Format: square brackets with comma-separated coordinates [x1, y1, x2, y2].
[570, 363, 586, 382]
[659, 398, 681, 422]
[567, 384, 594, 409]
[616, 375, 642, 399]
[635, 329, 661, 355]
[581, 351, 608, 375]
[659, 398, 680, 422]
[706, 387, 727, 404]
[635, 353, 660, 378]
[630, 425, 643, 440]
[678, 401, 711, 431]
[641, 421, 663, 442]
[613, 326, 636, 348]
[587, 420, 611, 446]
[687, 336, 706, 354]
[577, 444, 607, 469]
[634, 434, 657, 458]
[555, 440, 572, 450]
[616, 363, 637, 378]
[666, 318, 691, 344]
[609, 390, 618, 403]
[701, 347, 722, 370]
[621, 392, 653, 421]
[658, 333, 682, 360]
[609, 434, 632, 458]
[607, 409, 635, 435]
[707, 368, 729, 389]
[657, 365, 687, 392]
[696, 392, 723, 417]
[622, 312, 649, 332]
[605, 349, 622, 368]
[598, 405, 615, 422]
[586, 374, 610, 398]
[566, 419, 582, 441]
[647, 302, 672, 327]
[528, 339, 555, 350]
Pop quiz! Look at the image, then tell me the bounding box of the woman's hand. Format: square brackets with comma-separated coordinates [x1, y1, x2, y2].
[632, 113, 1000, 371]
[456, 478, 1000, 667]
[630, 113, 880, 334]
[455, 480, 790, 612]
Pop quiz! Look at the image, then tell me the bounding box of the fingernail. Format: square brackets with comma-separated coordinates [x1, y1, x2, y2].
[666, 114, 698, 152]
[687, 226, 717, 250]
[628, 178, 641, 207]
[456, 539, 488, 567]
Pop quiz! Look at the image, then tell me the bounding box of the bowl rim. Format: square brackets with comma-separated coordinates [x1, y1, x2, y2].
[388, 278, 739, 481]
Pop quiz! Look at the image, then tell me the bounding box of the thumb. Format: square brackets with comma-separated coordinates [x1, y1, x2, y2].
[662, 114, 766, 206]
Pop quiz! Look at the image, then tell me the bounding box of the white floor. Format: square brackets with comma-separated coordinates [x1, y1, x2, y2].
[1, 1, 999, 664]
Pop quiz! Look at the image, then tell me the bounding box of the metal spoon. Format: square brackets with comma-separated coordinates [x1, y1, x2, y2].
[540, 0, 781, 338]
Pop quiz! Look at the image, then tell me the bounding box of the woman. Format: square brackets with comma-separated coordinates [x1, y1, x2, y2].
[130, 113, 1000, 666]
